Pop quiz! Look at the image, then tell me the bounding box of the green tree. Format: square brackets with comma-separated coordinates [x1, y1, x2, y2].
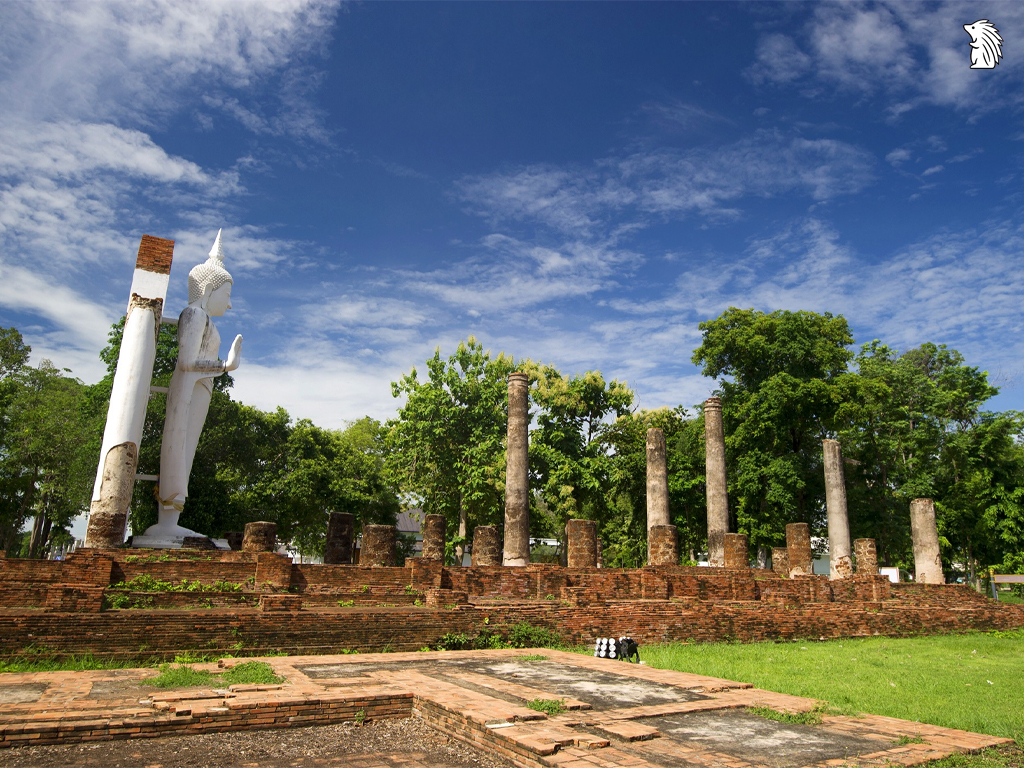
[525, 365, 633, 559]
[387, 338, 517, 563]
[602, 407, 705, 567]
[692, 307, 854, 556]
[837, 341, 1021, 580]
[2, 362, 100, 557]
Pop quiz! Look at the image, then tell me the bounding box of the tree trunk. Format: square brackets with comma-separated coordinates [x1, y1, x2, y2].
[28, 512, 45, 559]
[39, 516, 52, 559]
[453, 503, 467, 566]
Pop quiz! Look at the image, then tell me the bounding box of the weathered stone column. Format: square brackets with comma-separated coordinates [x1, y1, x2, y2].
[503, 372, 530, 567]
[324, 512, 355, 564]
[910, 498, 944, 584]
[471, 526, 501, 566]
[85, 442, 138, 548]
[704, 397, 728, 567]
[854, 538, 878, 575]
[646, 427, 670, 531]
[823, 439, 853, 580]
[225, 531, 244, 551]
[786, 523, 813, 577]
[566, 519, 598, 568]
[771, 547, 790, 577]
[723, 533, 749, 568]
[648, 525, 679, 566]
[361, 524, 397, 567]
[421, 514, 446, 561]
[242, 521, 277, 553]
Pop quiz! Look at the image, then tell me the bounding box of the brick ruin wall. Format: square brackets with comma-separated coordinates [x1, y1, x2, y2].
[0, 549, 1022, 659]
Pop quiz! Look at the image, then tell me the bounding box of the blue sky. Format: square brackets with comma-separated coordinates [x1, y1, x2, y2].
[2, 1, 1023, 428]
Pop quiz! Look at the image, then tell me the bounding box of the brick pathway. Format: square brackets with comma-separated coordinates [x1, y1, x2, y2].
[0, 649, 1011, 768]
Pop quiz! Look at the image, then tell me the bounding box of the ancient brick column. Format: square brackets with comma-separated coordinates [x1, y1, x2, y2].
[723, 533, 749, 568]
[324, 512, 355, 564]
[771, 547, 790, 577]
[361, 524, 397, 567]
[910, 498, 944, 584]
[566, 519, 598, 568]
[646, 426, 670, 532]
[471, 525, 501, 566]
[225, 531, 243, 551]
[242, 521, 277, 553]
[854, 538, 878, 575]
[823, 439, 853, 580]
[86, 235, 174, 549]
[503, 372, 530, 567]
[704, 397, 728, 567]
[786, 523, 813, 577]
[421, 514, 446, 561]
[648, 525, 678, 566]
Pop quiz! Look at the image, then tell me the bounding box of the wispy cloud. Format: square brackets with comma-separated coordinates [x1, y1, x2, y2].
[748, 2, 1024, 115]
[0, 0, 339, 131]
[458, 129, 875, 235]
[0, 0, 341, 384]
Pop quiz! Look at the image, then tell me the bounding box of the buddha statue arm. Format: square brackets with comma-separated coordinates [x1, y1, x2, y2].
[175, 307, 243, 375]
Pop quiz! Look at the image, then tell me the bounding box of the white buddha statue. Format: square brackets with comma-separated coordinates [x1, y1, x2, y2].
[135, 230, 242, 547]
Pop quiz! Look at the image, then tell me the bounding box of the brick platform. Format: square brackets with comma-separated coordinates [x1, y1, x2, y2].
[0, 649, 1009, 767]
[2, 550, 1022, 659]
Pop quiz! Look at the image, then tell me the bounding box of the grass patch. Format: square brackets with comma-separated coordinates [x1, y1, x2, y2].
[0, 651, 147, 674]
[924, 746, 1024, 768]
[748, 704, 826, 725]
[525, 698, 566, 716]
[635, 630, 1024, 742]
[221, 661, 284, 686]
[148, 663, 216, 688]
[516, 654, 548, 661]
[895, 735, 928, 745]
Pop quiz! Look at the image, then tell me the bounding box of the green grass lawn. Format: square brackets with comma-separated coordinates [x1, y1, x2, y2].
[639, 629, 1024, 743]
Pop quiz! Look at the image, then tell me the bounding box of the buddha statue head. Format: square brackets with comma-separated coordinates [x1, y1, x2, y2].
[187, 229, 233, 311]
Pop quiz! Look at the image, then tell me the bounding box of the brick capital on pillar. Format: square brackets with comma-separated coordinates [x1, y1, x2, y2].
[503, 372, 530, 567]
[704, 397, 728, 567]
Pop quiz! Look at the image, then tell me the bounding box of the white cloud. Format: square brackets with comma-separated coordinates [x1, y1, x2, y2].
[749, 2, 1024, 115]
[0, 0, 341, 388]
[0, 0, 339, 131]
[458, 130, 875, 234]
[886, 148, 912, 166]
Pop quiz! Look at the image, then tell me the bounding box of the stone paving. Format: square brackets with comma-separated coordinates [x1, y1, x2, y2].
[0, 649, 1011, 768]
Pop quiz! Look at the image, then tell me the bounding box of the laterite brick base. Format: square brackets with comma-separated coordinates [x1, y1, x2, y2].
[1, 549, 1022, 659]
[0, 649, 1010, 768]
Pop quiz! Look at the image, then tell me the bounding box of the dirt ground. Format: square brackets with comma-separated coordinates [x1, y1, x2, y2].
[0, 718, 518, 768]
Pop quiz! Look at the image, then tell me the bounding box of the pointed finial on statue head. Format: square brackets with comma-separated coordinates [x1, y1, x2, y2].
[209, 228, 225, 264]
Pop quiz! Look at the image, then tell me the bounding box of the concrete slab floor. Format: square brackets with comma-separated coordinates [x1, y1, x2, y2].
[0, 649, 1012, 768]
